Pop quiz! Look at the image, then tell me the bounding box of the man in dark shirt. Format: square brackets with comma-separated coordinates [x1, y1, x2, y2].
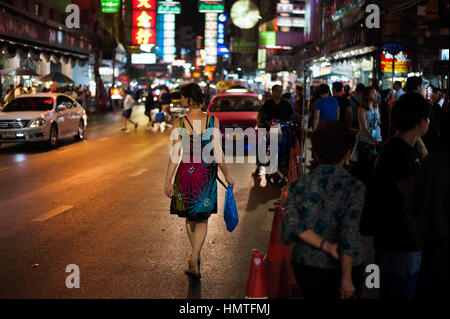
[159, 86, 172, 123]
[372, 92, 431, 299]
[332, 82, 352, 128]
[254, 85, 294, 177]
[406, 114, 448, 299]
[258, 84, 294, 126]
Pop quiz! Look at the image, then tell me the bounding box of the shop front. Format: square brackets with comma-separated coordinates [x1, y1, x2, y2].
[0, 3, 91, 95]
[308, 47, 376, 90]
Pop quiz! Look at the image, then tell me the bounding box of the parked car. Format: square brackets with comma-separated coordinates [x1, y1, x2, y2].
[207, 92, 262, 148]
[0, 93, 88, 148]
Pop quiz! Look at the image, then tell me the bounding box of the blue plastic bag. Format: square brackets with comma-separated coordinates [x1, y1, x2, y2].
[223, 186, 238, 232]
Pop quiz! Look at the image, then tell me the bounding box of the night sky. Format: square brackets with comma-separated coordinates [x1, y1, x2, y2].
[177, 1, 205, 35]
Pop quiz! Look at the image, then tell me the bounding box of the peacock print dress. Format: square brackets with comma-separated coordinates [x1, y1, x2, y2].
[170, 115, 218, 222]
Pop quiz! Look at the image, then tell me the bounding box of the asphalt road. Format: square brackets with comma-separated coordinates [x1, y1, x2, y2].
[0, 106, 377, 299]
[0, 106, 281, 298]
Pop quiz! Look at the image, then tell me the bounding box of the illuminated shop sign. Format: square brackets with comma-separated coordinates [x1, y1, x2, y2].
[131, 53, 157, 64]
[131, 0, 156, 46]
[276, 17, 305, 28]
[381, 51, 411, 73]
[132, 10, 156, 28]
[276, 3, 306, 14]
[132, 28, 156, 45]
[205, 12, 218, 65]
[199, 3, 225, 13]
[157, 1, 181, 14]
[133, 0, 156, 10]
[101, 0, 121, 13]
[259, 31, 276, 47]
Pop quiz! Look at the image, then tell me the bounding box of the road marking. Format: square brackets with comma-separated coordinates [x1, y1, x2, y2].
[33, 205, 74, 222]
[261, 211, 274, 231]
[98, 137, 110, 142]
[129, 168, 148, 177]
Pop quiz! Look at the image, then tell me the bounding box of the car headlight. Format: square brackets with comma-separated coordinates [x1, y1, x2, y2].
[29, 117, 46, 128]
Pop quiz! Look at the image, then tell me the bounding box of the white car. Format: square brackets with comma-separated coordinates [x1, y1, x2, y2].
[0, 93, 88, 148]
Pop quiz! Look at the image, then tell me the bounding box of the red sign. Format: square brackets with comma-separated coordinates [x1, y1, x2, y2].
[132, 28, 156, 45]
[119, 75, 130, 87]
[132, 0, 156, 10]
[381, 51, 411, 73]
[132, 10, 156, 28]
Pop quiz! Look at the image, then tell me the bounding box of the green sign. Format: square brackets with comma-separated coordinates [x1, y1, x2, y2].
[158, 2, 181, 14]
[259, 31, 276, 47]
[199, 3, 225, 13]
[101, 0, 121, 13]
[231, 38, 257, 53]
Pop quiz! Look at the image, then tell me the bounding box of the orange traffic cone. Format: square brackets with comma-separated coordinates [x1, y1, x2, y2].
[265, 207, 292, 299]
[245, 250, 268, 299]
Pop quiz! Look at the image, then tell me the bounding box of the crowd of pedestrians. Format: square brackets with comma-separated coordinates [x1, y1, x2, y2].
[280, 76, 448, 299]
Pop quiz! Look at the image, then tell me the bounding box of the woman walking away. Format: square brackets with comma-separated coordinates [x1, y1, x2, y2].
[121, 89, 138, 131]
[164, 83, 234, 279]
[282, 120, 366, 299]
[350, 86, 382, 185]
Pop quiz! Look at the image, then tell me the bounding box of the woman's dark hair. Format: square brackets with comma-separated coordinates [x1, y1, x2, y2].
[391, 93, 431, 132]
[296, 85, 303, 94]
[310, 86, 322, 105]
[360, 86, 377, 111]
[180, 83, 204, 108]
[311, 120, 356, 165]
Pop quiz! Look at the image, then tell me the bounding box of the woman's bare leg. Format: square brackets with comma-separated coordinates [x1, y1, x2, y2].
[186, 219, 195, 249]
[186, 220, 208, 273]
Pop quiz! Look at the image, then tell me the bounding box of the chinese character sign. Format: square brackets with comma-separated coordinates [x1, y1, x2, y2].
[132, 28, 156, 45]
[132, 10, 156, 28]
[133, 0, 156, 10]
[131, 0, 156, 46]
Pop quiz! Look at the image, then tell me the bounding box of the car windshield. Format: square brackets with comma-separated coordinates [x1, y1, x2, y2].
[209, 96, 261, 112]
[2, 97, 54, 112]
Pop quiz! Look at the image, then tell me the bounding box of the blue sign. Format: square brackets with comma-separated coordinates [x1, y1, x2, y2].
[382, 42, 405, 52]
[218, 13, 228, 23]
[217, 13, 228, 56]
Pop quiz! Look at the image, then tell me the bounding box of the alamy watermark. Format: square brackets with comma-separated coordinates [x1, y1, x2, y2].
[169, 120, 279, 175]
[366, 4, 381, 29]
[65, 264, 80, 289]
[65, 5, 80, 29]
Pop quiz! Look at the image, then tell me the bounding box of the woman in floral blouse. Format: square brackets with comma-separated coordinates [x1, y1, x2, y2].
[282, 120, 366, 299]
